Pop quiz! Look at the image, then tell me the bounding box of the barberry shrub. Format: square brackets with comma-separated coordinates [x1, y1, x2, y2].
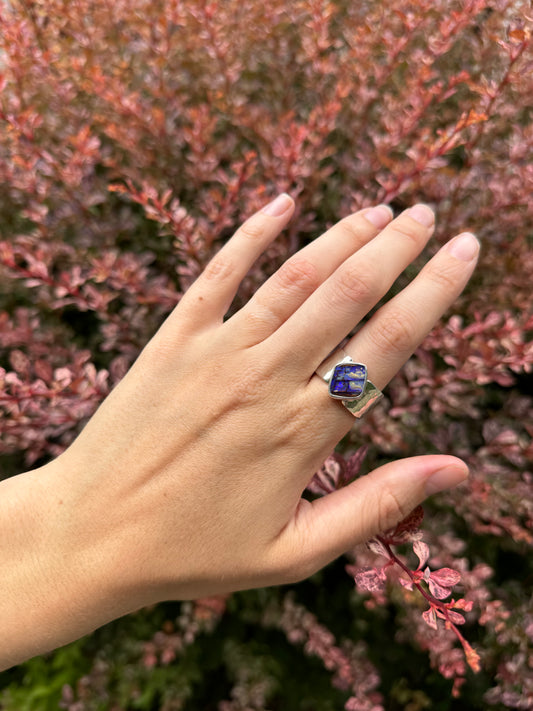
[0, 0, 532, 709]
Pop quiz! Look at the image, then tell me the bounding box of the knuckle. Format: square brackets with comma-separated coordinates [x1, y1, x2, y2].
[388, 220, 426, 247]
[242, 259, 321, 338]
[229, 365, 263, 405]
[238, 217, 265, 241]
[202, 251, 234, 281]
[243, 304, 277, 334]
[426, 259, 464, 293]
[226, 356, 277, 408]
[276, 405, 313, 444]
[378, 487, 412, 533]
[335, 263, 378, 304]
[338, 213, 365, 241]
[276, 257, 320, 295]
[368, 307, 416, 354]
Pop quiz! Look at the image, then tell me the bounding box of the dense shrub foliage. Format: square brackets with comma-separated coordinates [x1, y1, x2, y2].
[0, 0, 532, 708]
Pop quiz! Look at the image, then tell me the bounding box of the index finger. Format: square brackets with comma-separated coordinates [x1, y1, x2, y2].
[174, 194, 295, 330]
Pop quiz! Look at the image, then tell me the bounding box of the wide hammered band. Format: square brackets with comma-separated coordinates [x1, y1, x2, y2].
[318, 354, 383, 418]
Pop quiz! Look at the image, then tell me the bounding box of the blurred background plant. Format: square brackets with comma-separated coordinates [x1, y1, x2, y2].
[0, 0, 531, 708]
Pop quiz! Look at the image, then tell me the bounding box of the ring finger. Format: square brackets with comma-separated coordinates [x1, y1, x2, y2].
[270, 204, 437, 375]
[308, 230, 480, 429]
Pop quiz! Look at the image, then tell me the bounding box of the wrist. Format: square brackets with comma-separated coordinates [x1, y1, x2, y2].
[0, 458, 150, 669]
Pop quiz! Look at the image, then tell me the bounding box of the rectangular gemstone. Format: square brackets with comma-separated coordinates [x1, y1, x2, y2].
[329, 362, 367, 399]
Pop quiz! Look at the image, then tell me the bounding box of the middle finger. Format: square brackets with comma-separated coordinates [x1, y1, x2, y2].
[227, 204, 393, 345]
[269, 204, 436, 375]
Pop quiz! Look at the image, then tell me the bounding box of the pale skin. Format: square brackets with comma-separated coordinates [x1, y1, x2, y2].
[0, 195, 480, 670]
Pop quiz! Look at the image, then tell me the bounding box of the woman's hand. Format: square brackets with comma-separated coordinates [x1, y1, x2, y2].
[0, 195, 479, 667]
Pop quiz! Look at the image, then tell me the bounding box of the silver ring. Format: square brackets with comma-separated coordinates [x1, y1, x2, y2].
[318, 353, 383, 418]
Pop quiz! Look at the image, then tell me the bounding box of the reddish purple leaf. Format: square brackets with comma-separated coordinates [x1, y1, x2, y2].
[383, 505, 424, 544]
[446, 610, 466, 625]
[399, 577, 414, 591]
[367, 538, 389, 559]
[428, 578, 453, 600]
[353, 567, 386, 593]
[423, 607, 438, 630]
[343, 445, 368, 486]
[413, 540, 430, 570]
[452, 598, 474, 612]
[430, 568, 462, 587]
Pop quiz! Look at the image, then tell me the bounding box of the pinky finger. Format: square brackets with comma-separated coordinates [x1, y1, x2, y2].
[175, 193, 295, 329]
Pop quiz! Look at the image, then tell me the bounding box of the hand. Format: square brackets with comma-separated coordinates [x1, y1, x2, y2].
[52, 193, 478, 596]
[1, 195, 479, 666]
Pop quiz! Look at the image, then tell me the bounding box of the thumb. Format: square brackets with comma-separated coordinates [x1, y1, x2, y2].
[281, 455, 468, 579]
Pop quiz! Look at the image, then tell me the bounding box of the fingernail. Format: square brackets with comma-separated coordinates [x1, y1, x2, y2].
[446, 232, 480, 262]
[406, 204, 435, 227]
[425, 464, 469, 496]
[262, 193, 293, 217]
[364, 204, 394, 229]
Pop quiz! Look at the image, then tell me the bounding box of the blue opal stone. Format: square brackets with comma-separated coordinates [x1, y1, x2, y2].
[329, 362, 367, 399]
